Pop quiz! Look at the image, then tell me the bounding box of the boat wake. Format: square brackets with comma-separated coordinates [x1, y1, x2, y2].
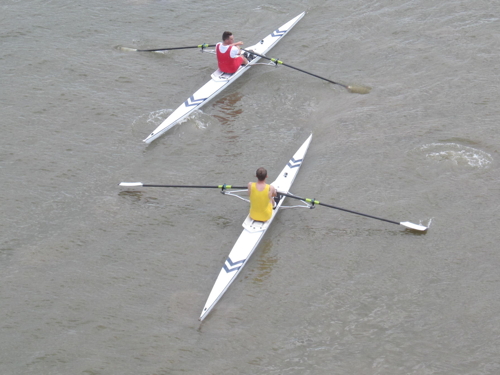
[188, 110, 214, 130]
[132, 109, 213, 134]
[133, 108, 172, 130]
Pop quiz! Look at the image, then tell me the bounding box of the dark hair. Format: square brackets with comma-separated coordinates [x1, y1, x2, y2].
[256, 167, 267, 181]
[222, 31, 233, 41]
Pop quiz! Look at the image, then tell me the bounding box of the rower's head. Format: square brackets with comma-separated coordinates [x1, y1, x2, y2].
[222, 31, 234, 44]
[256, 167, 267, 181]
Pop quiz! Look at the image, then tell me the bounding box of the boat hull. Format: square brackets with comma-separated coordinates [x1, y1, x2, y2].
[199, 134, 313, 321]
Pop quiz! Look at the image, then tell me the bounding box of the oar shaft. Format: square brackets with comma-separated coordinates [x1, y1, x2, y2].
[136, 44, 215, 52]
[317, 202, 400, 226]
[242, 49, 348, 89]
[284, 64, 347, 88]
[119, 182, 247, 189]
[142, 184, 247, 189]
[280, 193, 401, 227]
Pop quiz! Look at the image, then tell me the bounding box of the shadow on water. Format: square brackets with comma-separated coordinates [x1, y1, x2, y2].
[118, 190, 161, 206]
[249, 239, 278, 284]
[212, 92, 244, 126]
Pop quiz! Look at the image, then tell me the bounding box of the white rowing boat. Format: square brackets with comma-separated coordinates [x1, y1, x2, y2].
[199, 134, 313, 321]
[143, 12, 306, 144]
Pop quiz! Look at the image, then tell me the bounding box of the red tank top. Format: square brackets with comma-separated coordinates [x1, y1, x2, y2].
[216, 44, 243, 74]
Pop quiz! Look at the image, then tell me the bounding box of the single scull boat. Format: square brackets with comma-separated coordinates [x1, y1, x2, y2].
[143, 12, 306, 143]
[199, 134, 313, 321]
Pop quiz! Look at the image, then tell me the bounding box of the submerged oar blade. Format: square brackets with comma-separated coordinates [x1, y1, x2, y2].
[119, 182, 144, 187]
[347, 85, 371, 94]
[400, 221, 428, 231]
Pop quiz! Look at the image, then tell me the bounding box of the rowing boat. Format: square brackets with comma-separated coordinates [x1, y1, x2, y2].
[143, 12, 306, 144]
[199, 134, 313, 321]
[118, 138, 428, 321]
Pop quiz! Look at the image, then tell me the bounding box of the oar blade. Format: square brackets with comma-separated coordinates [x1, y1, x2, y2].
[400, 221, 428, 231]
[119, 182, 144, 187]
[118, 46, 138, 52]
[347, 85, 371, 95]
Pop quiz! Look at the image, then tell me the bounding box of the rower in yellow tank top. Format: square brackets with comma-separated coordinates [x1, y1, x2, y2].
[248, 167, 277, 222]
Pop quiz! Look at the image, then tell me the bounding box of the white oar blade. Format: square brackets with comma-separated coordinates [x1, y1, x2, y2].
[119, 182, 144, 187]
[119, 46, 138, 52]
[400, 221, 428, 231]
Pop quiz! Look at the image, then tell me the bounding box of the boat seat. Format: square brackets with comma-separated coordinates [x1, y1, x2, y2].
[211, 69, 234, 81]
[242, 215, 272, 232]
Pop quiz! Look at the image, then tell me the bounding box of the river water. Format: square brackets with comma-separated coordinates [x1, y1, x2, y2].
[2, 0, 499, 374]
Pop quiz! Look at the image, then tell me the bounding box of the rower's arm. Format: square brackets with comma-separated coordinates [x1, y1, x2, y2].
[269, 185, 277, 198]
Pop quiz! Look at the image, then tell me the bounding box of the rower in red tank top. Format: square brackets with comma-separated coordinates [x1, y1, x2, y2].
[216, 31, 249, 74]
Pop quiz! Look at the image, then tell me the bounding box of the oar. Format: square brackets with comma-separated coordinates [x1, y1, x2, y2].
[119, 44, 215, 52]
[279, 192, 427, 231]
[242, 48, 371, 94]
[119, 182, 247, 189]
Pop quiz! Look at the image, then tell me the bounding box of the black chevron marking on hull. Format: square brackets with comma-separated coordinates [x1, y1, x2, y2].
[287, 157, 303, 168]
[223, 257, 246, 273]
[184, 95, 207, 107]
[271, 28, 287, 38]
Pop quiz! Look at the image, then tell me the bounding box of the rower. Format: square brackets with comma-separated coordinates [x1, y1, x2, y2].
[216, 31, 249, 74]
[248, 167, 278, 222]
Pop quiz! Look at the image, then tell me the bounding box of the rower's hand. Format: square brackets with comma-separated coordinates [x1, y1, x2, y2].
[233, 41, 243, 47]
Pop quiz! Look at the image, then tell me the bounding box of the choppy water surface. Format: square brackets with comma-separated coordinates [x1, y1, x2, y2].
[1, 0, 500, 374]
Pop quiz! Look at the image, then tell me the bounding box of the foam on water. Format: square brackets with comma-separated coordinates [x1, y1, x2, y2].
[131, 108, 214, 136]
[419, 142, 493, 168]
[132, 108, 171, 128]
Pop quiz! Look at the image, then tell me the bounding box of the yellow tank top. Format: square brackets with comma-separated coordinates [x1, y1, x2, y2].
[249, 183, 273, 222]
